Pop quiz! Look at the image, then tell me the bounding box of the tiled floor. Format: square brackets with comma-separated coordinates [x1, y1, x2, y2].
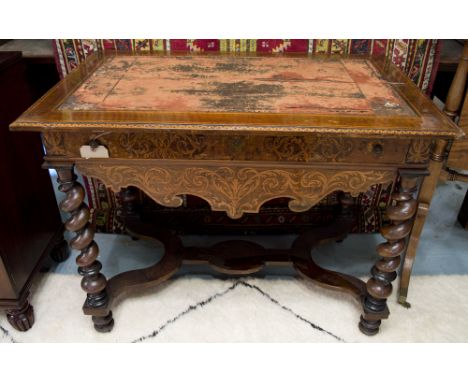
[52, 178, 468, 278]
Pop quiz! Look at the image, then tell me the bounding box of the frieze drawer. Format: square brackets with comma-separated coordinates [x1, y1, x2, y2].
[42, 132, 432, 165]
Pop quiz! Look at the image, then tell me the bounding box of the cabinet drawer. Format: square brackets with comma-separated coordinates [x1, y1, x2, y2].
[42, 131, 432, 166]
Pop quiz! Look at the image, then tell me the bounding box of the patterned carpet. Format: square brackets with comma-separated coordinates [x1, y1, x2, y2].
[2, 272, 468, 343]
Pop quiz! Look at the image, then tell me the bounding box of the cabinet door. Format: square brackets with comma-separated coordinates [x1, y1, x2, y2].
[0, 52, 62, 298]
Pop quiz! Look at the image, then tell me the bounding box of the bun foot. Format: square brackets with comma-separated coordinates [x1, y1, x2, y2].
[92, 311, 114, 333]
[359, 315, 381, 336]
[6, 300, 35, 332]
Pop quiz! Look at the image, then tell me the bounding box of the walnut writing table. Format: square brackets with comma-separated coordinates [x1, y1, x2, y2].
[10, 52, 463, 335]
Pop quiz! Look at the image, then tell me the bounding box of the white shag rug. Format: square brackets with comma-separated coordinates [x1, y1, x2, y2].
[1, 272, 468, 343]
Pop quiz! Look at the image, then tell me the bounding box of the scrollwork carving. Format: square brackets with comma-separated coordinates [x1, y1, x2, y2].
[42, 132, 66, 156]
[263, 136, 354, 162]
[76, 161, 396, 219]
[118, 132, 207, 159]
[42, 131, 411, 165]
[106, 133, 367, 162]
[406, 139, 432, 163]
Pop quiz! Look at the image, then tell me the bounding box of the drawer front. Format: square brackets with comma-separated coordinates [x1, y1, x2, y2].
[42, 131, 431, 166]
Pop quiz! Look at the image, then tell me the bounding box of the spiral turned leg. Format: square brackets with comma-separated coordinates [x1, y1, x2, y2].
[56, 166, 114, 333]
[359, 173, 418, 335]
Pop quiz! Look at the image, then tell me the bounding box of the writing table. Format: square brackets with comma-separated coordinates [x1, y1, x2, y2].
[11, 52, 462, 335]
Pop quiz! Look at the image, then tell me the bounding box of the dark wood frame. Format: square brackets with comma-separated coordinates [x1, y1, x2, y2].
[0, 51, 68, 332]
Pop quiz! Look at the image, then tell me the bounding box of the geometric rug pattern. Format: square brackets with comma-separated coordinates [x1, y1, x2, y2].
[2, 273, 468, 343]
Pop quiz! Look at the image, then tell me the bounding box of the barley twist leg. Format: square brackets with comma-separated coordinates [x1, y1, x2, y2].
[359, 173, 418, 335]
[56, 165, 114, 333]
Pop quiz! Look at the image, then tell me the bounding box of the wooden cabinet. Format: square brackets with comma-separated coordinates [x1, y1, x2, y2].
[0, 51, 67, 331]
